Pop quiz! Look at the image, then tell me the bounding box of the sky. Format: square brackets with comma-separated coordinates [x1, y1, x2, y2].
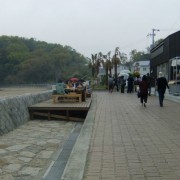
[0, 0, 180, 59]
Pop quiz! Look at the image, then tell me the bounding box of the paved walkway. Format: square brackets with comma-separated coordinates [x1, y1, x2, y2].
[83, 91, 180, 180]
[1, 88, 180, 179]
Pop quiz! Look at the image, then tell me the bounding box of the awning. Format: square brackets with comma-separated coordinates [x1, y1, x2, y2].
[171, 58, 180, 66]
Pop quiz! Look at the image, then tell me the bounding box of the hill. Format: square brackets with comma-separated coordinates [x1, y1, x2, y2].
[0, 36, 90, 84]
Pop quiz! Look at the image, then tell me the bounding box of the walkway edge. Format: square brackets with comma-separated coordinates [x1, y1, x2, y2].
[151, 87, 180, 104]
[61, 94, 97, 180]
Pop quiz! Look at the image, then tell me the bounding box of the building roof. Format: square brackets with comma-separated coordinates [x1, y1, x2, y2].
[133, 60, 150, 66]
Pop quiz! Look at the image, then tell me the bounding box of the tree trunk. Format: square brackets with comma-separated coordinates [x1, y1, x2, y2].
[105, 68, 108, 89]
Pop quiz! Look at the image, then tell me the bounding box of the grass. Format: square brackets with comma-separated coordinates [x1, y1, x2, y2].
[92, 84, 106, 91]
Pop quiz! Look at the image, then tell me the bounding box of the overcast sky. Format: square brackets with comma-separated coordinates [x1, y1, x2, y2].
[0, 0, 180, 59]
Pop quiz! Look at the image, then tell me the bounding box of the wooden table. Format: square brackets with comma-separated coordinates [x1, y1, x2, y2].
[52, 93, 82, 103]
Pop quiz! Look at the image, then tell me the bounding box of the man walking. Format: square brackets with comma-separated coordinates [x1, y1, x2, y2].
[156, 72, 169, 107]
[108, 75, 114, 93]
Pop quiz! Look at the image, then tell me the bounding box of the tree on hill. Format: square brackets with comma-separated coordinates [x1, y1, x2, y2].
[0, 35, 91, 84]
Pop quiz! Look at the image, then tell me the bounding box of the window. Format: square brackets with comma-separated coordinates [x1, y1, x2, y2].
[157, 62, 168, 79]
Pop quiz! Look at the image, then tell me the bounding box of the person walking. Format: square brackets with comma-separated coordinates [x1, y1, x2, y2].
[127, 74, 134, 93]
[113, 78, 119, 92]
[108, 75, 114, 93]
[134, 75, 141, 92]
[120, 76, 126, 93]
[147, 73, 152, 96]
[156, 72, 169, 107]
[139, 75, 148, 107]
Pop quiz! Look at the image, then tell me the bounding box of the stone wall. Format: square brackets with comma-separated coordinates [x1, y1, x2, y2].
[0, 91, 52, 135]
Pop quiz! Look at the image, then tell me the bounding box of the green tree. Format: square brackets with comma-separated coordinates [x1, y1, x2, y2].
[129, 49, 150, 62]
[0, 35, 90, 84]
[112, 47, 121, 87]
[88, 54, 97, 79]
[101, 51, 113, 89]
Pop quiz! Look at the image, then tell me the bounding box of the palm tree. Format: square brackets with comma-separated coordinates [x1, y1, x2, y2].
[88, 53, 102, 88]
[101, 54, 108, 89]
[112, 47, 121, 91]
[101, 51, 113, 89]
[107, 51, 113, 76]
[88, 54, 96, 79]
[96, 52, 102, 78]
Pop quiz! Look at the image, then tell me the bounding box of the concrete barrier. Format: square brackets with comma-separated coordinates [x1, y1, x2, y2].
[61, 94, 97, 180]
[0, 90, 52, 135]
[151, 87, 180, 104]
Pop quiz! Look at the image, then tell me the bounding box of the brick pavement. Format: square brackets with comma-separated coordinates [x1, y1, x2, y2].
[83, 91, 180, 180]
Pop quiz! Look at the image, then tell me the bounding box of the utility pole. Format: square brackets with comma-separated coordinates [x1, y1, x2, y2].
[147, 28, 160, 48]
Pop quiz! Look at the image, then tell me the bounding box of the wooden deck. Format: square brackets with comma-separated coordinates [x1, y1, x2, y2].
[28, 96, 92, 122]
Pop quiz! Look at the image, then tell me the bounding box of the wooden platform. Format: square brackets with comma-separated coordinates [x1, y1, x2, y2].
[28, 96, 92, 122]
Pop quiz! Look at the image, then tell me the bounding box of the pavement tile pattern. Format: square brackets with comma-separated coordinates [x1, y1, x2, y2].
[0, 120, 76, 180]
[84, 91, 180, 180]
[1, 88, 180, 180]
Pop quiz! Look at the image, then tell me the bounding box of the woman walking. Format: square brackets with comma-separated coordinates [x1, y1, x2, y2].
[139, 75, 148, 107]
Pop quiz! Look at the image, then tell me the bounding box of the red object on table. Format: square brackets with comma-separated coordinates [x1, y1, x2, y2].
[70, 77, 79, 82]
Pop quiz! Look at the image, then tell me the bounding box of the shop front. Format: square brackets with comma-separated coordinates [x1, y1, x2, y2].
[168, 57, 180, 95]
[150, 30, 180, 95]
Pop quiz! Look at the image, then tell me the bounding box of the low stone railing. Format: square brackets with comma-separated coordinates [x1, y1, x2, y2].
[0, 90, 52, 135]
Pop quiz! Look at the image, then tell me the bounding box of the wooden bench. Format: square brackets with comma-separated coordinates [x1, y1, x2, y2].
[52, 93, 82, 103]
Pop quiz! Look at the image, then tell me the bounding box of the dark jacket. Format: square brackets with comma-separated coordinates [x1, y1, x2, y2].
[139, 81, 148, 95]
[156, 77, 169, 90]
[147, 75, 152, 86]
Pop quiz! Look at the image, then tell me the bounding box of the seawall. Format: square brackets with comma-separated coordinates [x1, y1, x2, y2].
[0, 90, 52, 135]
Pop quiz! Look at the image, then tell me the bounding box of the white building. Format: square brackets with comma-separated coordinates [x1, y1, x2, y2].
[111, 64, 129, 76]
[132, 60, 150, 76]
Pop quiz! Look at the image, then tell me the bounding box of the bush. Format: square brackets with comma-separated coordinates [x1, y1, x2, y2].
[133, 71, 140, 78]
